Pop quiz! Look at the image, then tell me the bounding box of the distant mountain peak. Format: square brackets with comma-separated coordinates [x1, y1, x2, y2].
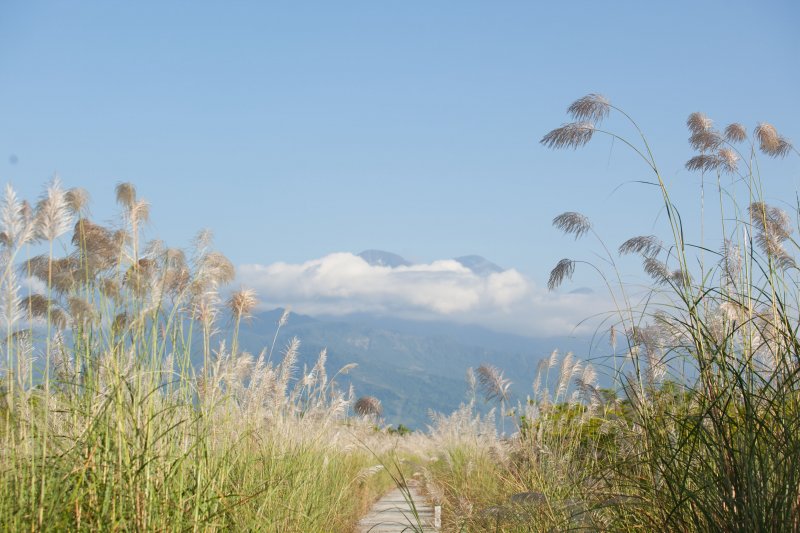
[358, 250, 411, 268]
[454, 255, 504, 276]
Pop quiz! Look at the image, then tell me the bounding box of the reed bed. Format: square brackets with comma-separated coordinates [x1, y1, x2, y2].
[0, 181, 394, 531]
[423, 95, 800, 531]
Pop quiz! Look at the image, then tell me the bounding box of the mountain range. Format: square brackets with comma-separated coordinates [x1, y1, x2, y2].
[235, 307, 590, 429]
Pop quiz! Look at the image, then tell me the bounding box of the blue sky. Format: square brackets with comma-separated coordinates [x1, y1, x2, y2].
[2, 2, 799, 333]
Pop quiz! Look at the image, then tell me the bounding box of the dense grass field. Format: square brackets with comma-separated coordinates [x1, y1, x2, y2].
[2, 95, 799, 531]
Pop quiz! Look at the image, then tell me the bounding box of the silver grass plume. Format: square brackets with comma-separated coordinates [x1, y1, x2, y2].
[686, 112, 713, 134]
[1, 185, 36, 248]
[548, 349, 559, 368]
[354, 396, 382, 417]
[540, 122, 595, 150]
[228, 288, 257, 319]
[72, 219, 119, 271]
[68, 297, 96, 326]
[724, 123, 747, 143]
[686, 154, 722, 173]
[631, 325, 665, 381]
[35, 176, 73, 242]
[311, 348, 328, 390]
[548, 258, 575, 290]
[749, 201, 794, 266]
[718, 148, 739, 174]
[115, 182, 137, 210]
[567, 94, 610, 124]
[556, 352, 577, 401]
[276, 337, 300, 402]
[278, 307, 291, 327]
[0, 260, 21, 329]
[689, 130, 723, 152]
[619, 235, 662, 257]
[686, 150, 738, 175]
[720, 239, 742, 286]
[64, 187, 90, 215]
[466, 367, 477, 399]
[754, 123, 793, 158]
[553, 211, 591, 240]
[476, 364, 511, 403]
[642, 257, 670, 284]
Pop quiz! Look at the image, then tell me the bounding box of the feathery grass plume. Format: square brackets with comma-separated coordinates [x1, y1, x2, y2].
[749, 201, 793, 263]
[115, 182, 137, 210]
[754, 123, 793, 158]
[0, 264, 21, 329]
[724, 123, 747, 142]
[631, 325, 665, 381]
[199, 251, 235, 286]
[72, 219, 118, 271]
[567, 93, 610, 124]
[99, 278, 121, 301]
[228, 289, 257, 319]
[548, 258, 575, 290]
[689, 130, 724, 152]
[618, 235, 662, 257]
[21, 254, 49, 282]
[718, 148, 739, 173]
[720, 239, 742, 286]
[67, 297, 95, 326]
[162, 248, 190, 296]
[124, 259, 155, 296]
[476, 364, 511, 402]
[1, 184, 36, 248]
[278, 307, 291, 327]
[556, 352, 576, 401]
[354, 396, 383, 417]
[46, 257, 80, 295]
[553, 211, 591, 240]
[532, 359, 546, 397]
[466, 367, 477, 398]
[685, 154, 722, 172]
[130, 199, 150, 226]
[275, 337, 300, 401]
[19, 294, 55, 318]
[64, 187, 89, 215]
[540, 122, 595, 150]
[548, 349, 559, 368]
[687, 112, 713, 134]
[610, 324, 617, 351]
[49, 308, 67, 330]
[643, 256, 670, 284]
[35, 176, 73, 242]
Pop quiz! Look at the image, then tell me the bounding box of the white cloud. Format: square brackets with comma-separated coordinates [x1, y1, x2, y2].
[237, 253, 610, 337]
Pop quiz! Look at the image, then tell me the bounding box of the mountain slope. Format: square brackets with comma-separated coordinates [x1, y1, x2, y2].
[235, 309, 589, 429]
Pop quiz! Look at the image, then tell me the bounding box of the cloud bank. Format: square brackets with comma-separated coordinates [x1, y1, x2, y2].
[238, 253, 609, 337]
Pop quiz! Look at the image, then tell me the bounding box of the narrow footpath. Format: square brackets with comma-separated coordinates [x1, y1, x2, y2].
[356, 483, 440, 532]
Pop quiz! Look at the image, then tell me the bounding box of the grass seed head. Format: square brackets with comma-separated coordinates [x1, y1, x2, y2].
[724, 123, 747, 142]
[553, 211, 591, 239]
[548, 258, 575, 290]
[541, 122, 596, 150]
[567, 93, 610, 124]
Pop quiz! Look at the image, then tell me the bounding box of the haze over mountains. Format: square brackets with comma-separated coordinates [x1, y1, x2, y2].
[235, 307, 591, 429]
[231, 249, 607, 427]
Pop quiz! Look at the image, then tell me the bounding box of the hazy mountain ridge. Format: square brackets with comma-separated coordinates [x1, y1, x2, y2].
[357, 249, 505, 277]
[236, 308, 590, 429]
